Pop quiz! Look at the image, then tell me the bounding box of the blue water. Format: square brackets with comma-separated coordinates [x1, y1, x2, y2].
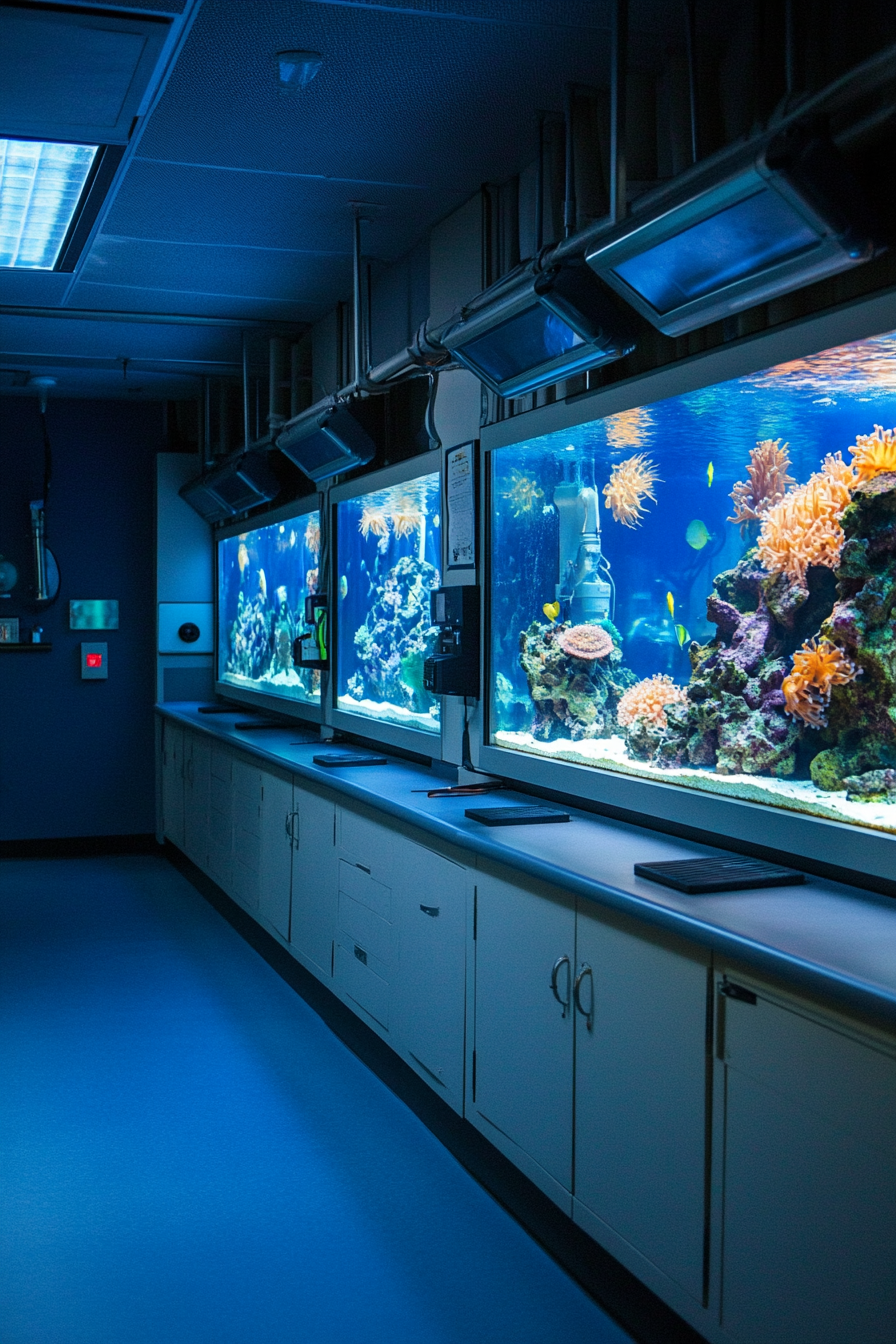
[489, 329, 896, 826]
[218, 509, 321, 703]
[335, 472, 441, 733]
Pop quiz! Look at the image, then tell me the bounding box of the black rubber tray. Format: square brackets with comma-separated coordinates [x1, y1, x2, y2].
[634, 856, 806, 895]
[313, 752, 388, 768]
[465, 806, 570, 827]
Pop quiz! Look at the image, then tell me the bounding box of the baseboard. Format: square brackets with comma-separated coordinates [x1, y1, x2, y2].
[0, 834, 158, 859]
[163, 841, 708, 1344]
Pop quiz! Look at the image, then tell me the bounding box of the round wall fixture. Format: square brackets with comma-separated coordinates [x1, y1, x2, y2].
[0, 555, 18, 594]
[178, 622, 201, 643]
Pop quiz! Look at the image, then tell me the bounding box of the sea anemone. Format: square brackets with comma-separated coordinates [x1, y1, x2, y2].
[304, 516, 321, 555]
[500, 469, 545, 517]
[756, 453, 858, 586]
[848, 424, 896, 483]
[359, 506, 390, 539]
[782, 638, 860, 730]
[617, 674, 688, 729]
[391, 509, 424, 539]
[557, 623, 614, 661]
[602, 454, 661, 527]
[728, 438, 797, 531]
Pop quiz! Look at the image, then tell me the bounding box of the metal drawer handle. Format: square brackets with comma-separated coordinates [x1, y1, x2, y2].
[420, 905, 440, 917]
[573, 963, 594, 1030]
[550, 954, 571, 1018]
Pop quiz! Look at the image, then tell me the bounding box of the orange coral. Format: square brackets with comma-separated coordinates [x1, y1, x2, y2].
[304, 516, 321, 555]
[617, 674, 688, 729]
[359, 506, 390, 539]
[557, 624, 614, 661]
[728, 438, 796, 530]
[848, 424, 896, 483]
[756, 453, 858, 586]
[602, 453, 661, 528]
[782, 638, 860, 730]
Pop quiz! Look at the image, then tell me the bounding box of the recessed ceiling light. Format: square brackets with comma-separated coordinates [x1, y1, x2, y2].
[0, 138, 98, 269]
[276, 50, 323, 92]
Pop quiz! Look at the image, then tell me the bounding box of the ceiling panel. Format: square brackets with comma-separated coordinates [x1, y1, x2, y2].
[0, 272, 73, 307]
[64, 281, 322, 325]
[0, 312, 244, 364]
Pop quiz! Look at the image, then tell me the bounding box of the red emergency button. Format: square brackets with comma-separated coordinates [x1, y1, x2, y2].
[86, 653, 103, 668]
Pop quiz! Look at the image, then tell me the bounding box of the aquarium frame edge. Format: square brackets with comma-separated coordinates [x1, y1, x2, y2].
[214, 492, 324, 726]
[329, 449, 446, 760]
[477, 289, 896, 885]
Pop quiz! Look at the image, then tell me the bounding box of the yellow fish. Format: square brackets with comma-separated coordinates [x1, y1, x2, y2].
[685, 519, 711, 550]
[339, 575, 348, 599]
[237, 542, 249, 575]
[666, 590, 675, 620]
[543, 601, 561, 622]
[258, 568, 267, 602]
[707, 461, 714, 488]
[675, 623, 690, 648]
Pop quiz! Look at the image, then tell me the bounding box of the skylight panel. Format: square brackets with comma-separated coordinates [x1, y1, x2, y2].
[0, 139, 98, 270]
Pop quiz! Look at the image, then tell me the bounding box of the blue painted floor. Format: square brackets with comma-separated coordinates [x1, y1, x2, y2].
[1, 856, 634, 1344]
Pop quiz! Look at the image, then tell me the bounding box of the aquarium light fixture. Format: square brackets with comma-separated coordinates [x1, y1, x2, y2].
[276, 401, 376, 484]
[440, 261, 635, 398]
[0, 138, 100, 269]
[585, 127, 880, 336]
[179, 450, 280, 525]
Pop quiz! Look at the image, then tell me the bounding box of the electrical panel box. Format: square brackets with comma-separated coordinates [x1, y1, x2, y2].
[81, 642, 108, 679]
[424, 586, 480, 697]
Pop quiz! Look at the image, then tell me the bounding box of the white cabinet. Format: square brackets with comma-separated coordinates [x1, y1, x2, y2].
[207, 743, 232, 891]
[258, 768, 293, 940]
[290, 785, 337, 977]
[573, 905, 709, 1311]
[182, 731, 210, 872]
[230, 756, 262, 912]
[160, 720, 185, 848]
[717, 978, 896, 1344]
[470, 865, 575, 1206]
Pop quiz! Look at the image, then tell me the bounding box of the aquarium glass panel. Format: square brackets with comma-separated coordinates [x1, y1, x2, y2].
[217, 509, 321, 703]
[488, 330, 896, 836]
[613, 190, 819, 313]
[335, 471, 441, 734]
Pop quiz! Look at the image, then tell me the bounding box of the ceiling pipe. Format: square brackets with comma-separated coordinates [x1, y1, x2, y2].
[563, 85, 576, 238]
[609, 0, 628, 226]
[684, 0, 699, 165]
[241, 331, 251, 450]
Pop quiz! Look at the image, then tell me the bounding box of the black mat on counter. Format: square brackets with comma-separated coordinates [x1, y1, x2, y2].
[465, 806, 570, 827]
[634, 856, 806, 894]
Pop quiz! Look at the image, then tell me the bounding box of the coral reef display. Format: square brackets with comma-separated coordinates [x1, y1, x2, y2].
[557, 623, 615, 660]
[347, 555, 440, 716]
[617, 675, 688, 728]
[850, 424, 896, 482]
[782, 639, 860, 730]
[756, 453, 857, 585]
[602, 453, 661, 527]
[728, 439, 796, 533]
[518, 620, 635, 742]
[499, 469, 545, 517]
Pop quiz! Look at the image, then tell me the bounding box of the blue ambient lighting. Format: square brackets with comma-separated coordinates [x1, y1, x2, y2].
[458, 304, 585, 385]
[611, 189, 820, 315]
[0, 139, 98, 269]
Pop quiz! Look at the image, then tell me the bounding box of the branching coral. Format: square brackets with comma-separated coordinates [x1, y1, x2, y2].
[557, 623, 614, 661]
[782, 638, 860, 730]
[848, 424, 896, 483]
[602, 453, 661, 527]
[500, 469, 544, 517]
[756, 453, 858, 586]
[304, 515, 321, 555]
[359, 506, 390, 539]
[617, 674, 688, 729]
[728, 439, 796, 531]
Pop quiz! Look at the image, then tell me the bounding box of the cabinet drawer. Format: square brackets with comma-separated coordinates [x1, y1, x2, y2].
[210, 746, 231, 782]
[209, 775, 230, 814]
[338, 891, 392, 965]
[338, 859, 391, 920]
[335, 941, 389, 1028]
[339, 809, 396, 884]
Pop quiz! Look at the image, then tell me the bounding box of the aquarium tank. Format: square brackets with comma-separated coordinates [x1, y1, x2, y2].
[486, 327, 896, 850]
[333, 458, 442, 743]
[217, 502, 322, 712]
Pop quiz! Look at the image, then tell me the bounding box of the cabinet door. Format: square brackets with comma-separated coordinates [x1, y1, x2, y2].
[395, 842, 467, 1108]
[161, 721, 184, 848]
[183, 732, 210, 872]
[719, 982, 896, 1344]
[258, 770, 293, 940]
[472, 867, 575, 1199]
[573, 905, 709, 1304]
[207, 745, 232, 891]
[230, 757, 262, 911]
[291, 786, 337, 978]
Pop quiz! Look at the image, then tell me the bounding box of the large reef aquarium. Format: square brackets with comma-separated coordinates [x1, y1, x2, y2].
[216, 498, 322, 721]
[331, 451, 443, 755]
[482, 303, 896, 883]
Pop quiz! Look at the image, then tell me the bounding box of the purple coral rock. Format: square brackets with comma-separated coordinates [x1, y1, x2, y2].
[706, 595, 741, 639]
[729, 602, 771, 675]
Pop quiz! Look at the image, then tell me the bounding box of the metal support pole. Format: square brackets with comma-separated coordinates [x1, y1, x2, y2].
[535, 112, 545, 252]
[610, 0, 628, 225]
[684, 0, 699, 164]
[563, 84, 576, 238]
[241, 330, 250, 450]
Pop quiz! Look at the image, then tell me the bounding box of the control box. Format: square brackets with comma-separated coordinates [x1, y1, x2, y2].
[293, 594, 328, 669]
[423, 586, 479, 698]
[81, 642, 108, 679]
